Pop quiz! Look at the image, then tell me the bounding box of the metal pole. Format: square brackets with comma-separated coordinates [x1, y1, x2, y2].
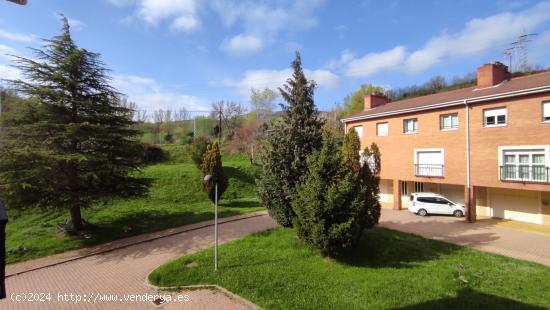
[0, 203, 8, 300]
[218, 108, 222, 144]
[465, 100, 472, 223]
[214, 183, 218, 272]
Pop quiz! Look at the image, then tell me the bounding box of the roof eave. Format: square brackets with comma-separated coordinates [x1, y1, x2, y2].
[341, 85, 550, 123]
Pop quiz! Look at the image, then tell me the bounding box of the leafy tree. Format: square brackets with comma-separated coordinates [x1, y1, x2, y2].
[342, 84, 386, 116]
[250, 87, 277, 120]
[257, 52, 324, 227]
[190, 136, 211, 168]
[358, 142, 382, 230]
[200, 141, 228, 202]
[292, 131, 368, 256]
[0, 16, 149, 231]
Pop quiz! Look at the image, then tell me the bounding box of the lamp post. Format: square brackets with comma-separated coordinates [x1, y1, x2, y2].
[0, 202, 8, 300]
[203, 175, 218, 272]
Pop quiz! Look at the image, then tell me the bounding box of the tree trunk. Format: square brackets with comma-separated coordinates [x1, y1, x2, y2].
[70, 205, 83, 231]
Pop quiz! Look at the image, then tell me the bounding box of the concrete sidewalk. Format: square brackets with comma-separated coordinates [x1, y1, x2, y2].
[379, 209, 550, 267]
[1, 211, 277, 309]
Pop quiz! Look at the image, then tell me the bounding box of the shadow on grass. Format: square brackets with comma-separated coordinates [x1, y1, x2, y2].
[220, 200, 260, 209]
[337, 227, 465, 269]
[80, 208, 244, 247]
[398, 288, 546, 310]
[224, 166, 255, 185]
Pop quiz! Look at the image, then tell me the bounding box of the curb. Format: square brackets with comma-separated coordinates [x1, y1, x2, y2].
[144, 280, 263, 310]
[7, 211, 268, 278]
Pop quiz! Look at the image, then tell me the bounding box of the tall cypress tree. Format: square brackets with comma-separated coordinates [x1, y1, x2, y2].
[0, 16, 149, 231]
[257, 52, 324, 227]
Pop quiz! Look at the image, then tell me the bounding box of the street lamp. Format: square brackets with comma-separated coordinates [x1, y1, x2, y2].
[0, 202, 8, 300]
[203, 175, 218, 272]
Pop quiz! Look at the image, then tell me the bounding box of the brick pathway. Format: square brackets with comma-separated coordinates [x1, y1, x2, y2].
[1, 211, 277, 309]
[380, 209, 550, 267]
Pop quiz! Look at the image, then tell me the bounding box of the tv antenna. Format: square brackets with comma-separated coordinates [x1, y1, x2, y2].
[504, 31, 538, 72]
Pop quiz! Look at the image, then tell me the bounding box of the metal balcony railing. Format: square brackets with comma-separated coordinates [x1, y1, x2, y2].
[414, 164, 444, 177]
[500, 165, 550, 184]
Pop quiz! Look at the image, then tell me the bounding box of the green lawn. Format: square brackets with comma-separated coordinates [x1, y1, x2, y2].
[149, 227, 550, 310]
[6, 150, 263, 264]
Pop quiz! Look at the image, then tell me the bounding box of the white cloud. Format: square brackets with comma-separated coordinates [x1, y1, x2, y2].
[112, 0, 200, 32]
[0, 29, 34, 42]
[220, 34, 263, 55]
[106, 0, 323, 51]
[345, 46, 406, 77]
[0, 44, 17, 59]
[325, 49, 354, 70]
[212, 0, 323, 54]
[0, 64, 21, 80]
[112, 74, 208, 112]
[223, 67, 339, 96]
[341, 0, 550, 77]
[67, 17, 86, 31]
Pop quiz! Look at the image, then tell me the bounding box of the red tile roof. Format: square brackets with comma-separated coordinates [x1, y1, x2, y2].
[342, 70, 550, 122]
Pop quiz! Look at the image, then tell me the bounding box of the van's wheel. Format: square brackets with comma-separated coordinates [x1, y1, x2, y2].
[418, 209, 428, 216]
[453, 210, 464, 217]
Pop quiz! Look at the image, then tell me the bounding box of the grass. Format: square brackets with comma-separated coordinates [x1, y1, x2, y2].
[5, 148, 263, 264]
[149, 227, 550, 310]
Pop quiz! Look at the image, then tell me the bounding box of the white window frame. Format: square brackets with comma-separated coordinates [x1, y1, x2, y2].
[403, 118, 418, 134]
[498, 145, 550, 182]
[353, 125, 363, 139]
[401, 181, 408, 195]
[413, 148, 445, 177]
[483, 107, 507, 127]
[440, 113, 459, 131]
[414, 182, 424, 193]
[377, 122, 388, 136]
[543, 102, 550, 123]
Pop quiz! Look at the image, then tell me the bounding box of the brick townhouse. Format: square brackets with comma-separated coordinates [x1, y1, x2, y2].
[342, 62, 550, 225]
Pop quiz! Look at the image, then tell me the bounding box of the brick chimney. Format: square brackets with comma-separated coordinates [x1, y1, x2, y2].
[476, 62, 511, 88]
[364, 93, 390, 111]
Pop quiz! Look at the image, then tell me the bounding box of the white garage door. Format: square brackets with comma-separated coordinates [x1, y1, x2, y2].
[489, 188, 541, 224]
[440, 184, 464, 205]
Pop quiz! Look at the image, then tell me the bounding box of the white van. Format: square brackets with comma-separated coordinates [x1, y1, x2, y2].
[408, 192, 465, 217]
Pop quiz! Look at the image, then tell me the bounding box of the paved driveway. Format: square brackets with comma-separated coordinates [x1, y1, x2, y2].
[1, 211, 277, 310]
[380, 209, 550, 267]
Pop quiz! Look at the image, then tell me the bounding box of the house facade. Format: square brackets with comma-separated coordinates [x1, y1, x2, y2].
[342, 63, 550, 225]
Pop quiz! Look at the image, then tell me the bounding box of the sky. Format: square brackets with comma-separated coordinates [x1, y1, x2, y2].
[1, 0, 550, 114]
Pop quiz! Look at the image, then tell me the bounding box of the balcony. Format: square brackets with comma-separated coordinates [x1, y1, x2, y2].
[414, 164, 445, 177]
[500, 165, 550, 184]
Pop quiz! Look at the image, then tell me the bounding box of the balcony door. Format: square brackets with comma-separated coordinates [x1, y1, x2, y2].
[415, 149, 444, 177]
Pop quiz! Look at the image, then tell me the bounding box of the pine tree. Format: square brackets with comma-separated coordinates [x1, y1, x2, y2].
[293, 131, 382, 256]
[200, 141, 228, 202]
[0, 16, 149, 231]
[360, 143, 382, 229]
[257, 52, 324, 227]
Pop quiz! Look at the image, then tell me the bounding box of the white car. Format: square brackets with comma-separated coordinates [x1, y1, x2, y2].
[408, 192, 465, 217]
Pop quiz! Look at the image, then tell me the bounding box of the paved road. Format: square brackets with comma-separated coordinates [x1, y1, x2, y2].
[3, 208, 549, 309]
[1, 211, 277, 310]
[380, 209, 550, 267]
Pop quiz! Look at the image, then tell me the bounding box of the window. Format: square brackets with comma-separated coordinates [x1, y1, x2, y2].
[484, 108, 507, 127]
[401, 181, 408, 195]
[499, 146, 549, 183]
[440, 113, 458, 130]
[543, 102, 550, 122]
[403, 118, 418, 134]
[377, 122, 388, 136]
[414, 182, 424, 193]
[414, 148, 445, 177]
[353, 126, 363, 138]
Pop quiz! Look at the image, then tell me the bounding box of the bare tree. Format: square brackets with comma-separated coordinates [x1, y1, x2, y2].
[174, 107, 189, 121]
[212, 100, 246, 139]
